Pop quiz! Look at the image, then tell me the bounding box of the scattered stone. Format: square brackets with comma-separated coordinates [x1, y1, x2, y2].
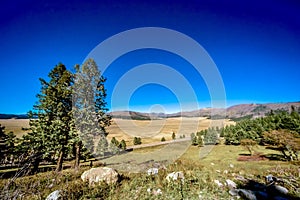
[267, 185, 289, 196]
[229, 189, 239, 196]
[147, 168, 159, 175]
[265, 174, 277, 184]
[214, 179, 224, 187]
[81, 167, 119, 185]
[153, 188, 162, 195]
[223, 170, 228, 174]
[237, 189, 257, 200]
[235, 175, 248, 183]
[45, 190, 61, 200]
[230, 189, 269, 200]
[147, 188, 162, 195]
[210, 162, 215, 166]
[229, 164, 234, 168]
[226, 179, 237, 189]
[166, 171, 185, 182]
[216, 169, 221, 173]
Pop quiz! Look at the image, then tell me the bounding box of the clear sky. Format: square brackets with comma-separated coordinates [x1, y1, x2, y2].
[0, 0, 299, 114]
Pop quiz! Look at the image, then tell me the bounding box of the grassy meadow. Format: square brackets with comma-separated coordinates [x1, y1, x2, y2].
[1, 118, 299, 199]
[1, 142, 299, 199]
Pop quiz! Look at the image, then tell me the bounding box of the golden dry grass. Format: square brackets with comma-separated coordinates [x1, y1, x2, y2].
[0, 119, 30, 137]
[0, 117, 235, 144]
[107, 117, 235, 145]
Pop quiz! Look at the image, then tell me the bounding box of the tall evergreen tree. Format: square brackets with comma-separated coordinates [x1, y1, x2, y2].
[27, 63, 74, 172]
[73, 58, 111, 168]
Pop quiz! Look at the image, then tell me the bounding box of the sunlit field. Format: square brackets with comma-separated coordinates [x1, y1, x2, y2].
[107, 117, 235, 145]
[0, 119, 30, 137]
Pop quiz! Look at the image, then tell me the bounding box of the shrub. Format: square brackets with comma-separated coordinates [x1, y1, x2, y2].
[133, 137, 142, 145]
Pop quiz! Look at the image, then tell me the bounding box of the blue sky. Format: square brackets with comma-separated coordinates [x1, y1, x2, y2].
[0, 0, 299, 114]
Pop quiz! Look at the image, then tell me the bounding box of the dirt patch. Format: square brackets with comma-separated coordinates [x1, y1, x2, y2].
[237, 154, 269, 161]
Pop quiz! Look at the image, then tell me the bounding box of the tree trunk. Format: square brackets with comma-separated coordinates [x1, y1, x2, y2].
[74, 141, 81, 170]
[31, 157, 40, 174]
[56, 149, 64, 172]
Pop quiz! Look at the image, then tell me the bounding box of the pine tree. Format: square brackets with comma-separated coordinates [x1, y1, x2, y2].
[110, 137, 120, 154]
[172, 132, 176, 140]
[27, 63, 74, 172]
[119, 139, 126, 150]
[96, 135, 108, 157]
[72, 58, 111, 169]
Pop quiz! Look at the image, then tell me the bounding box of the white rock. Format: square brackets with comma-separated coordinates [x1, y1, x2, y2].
[229, 164, 234, 168]
[214, 179, 224, 187]
[216, 170, 221, 173]
[166, 171, 185, 182]
[153, 188, 162, 195]
[147, 168, 159, 175]
[226, 179, 237, 189]
[223, 170, 228, 174]
[45, 190, 61, 200]
[211, 162, 215, 166]
[81, 167, 119, 185]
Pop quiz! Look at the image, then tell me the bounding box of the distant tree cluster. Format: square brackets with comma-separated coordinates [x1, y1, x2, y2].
[191, 127, 221, 146]
[1, 59, 112, 172]
[109, 137, 127, 154]
[222, 107, 300, 161]
[222, 108, 300, 145]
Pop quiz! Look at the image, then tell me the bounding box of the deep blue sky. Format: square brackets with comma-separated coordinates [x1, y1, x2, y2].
[0, 0, 299, 114]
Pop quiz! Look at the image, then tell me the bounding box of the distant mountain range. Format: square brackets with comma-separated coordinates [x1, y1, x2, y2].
[1, 102, 299, 121]
[110, 102, 300, 121]
[0, 114, 29, 119]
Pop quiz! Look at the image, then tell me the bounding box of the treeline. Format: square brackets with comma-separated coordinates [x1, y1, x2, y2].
[191, 127, 221, 146]
[221, 107, 300, 161]
[0, 59, 113, 173]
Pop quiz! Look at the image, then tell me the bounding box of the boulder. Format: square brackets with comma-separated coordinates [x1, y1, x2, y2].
[226, 179, 237, 189]
[45, 190, 61, 200]
[81, 167, 119, 185]
[237, 189, 257, 200]
[267, 185, 289, 196]
[166, 171, 184, 182]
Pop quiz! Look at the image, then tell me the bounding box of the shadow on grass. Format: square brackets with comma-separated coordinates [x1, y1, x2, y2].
[239, 153, 251, 156]
[264, 154, 286, 161]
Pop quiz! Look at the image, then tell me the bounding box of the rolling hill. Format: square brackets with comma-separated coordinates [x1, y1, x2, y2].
[110, 102, 300, 121]
[1, 101, 299, 120]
